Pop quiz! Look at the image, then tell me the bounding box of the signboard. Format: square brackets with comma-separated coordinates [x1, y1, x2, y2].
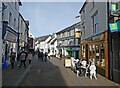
[111, 4, 117, 12]
[4, 30, 17, 42]
[109, 22, 119, 32]
[75, 32, 80, 38]
[64, 59, 71, 67]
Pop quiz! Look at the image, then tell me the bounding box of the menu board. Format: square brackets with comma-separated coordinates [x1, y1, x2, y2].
[65, 59, 71, 67]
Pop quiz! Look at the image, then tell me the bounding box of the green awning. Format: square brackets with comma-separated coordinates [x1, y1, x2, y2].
[66, 47, 72, 51]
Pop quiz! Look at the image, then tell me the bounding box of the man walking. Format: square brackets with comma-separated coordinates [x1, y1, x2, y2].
[18, 49, 28, 69]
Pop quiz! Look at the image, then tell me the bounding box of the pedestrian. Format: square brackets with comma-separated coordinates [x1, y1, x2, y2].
[41, 51, 44, 61]
[38, 50, 41, 61]
[28, 52, 32, 64]
[44, 52, 48, 62]
[10, 52, 15, 69]
[18, 49, 28, 69]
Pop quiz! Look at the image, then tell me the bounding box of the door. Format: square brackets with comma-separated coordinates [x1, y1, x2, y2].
[111, 33, 120, 84]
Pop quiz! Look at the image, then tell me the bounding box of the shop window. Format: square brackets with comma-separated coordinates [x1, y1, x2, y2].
[95, 44, 105, 67]
[96, 45, 100, 65]
[82, 45, 86, 58]
[100, 44, 105, 67]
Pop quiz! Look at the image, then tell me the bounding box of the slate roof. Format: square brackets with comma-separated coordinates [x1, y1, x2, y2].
[35, 35, 50, 42]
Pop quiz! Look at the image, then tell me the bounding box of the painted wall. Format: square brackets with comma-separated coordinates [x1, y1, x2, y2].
[81, 2, 108, 40]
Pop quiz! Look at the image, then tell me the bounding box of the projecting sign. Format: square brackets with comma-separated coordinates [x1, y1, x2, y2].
[111, 4, 117, 12]
[109, 23, 118, 32]
[109, 20, 120, 32]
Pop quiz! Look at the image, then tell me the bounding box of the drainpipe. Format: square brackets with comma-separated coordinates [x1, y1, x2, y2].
[107, 1, 113, 80]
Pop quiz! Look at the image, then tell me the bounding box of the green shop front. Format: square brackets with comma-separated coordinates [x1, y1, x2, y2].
[65, 47, 80, 59]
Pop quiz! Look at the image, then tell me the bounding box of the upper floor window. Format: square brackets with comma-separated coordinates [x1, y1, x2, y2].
[15, 1, 17, 10]
[2, 3, 5, 20]
[92, 11, 98, 34]
[14, 18, 16, 29]
[9, 12, 12, 26]
[92, 0, 95, 7]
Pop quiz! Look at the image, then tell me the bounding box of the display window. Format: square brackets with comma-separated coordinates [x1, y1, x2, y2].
[88, 43, 105, 68]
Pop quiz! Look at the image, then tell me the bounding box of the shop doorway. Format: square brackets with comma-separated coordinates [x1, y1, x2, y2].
[111, 33, 120, 84]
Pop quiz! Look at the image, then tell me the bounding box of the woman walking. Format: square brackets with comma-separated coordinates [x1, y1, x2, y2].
[28, 52, 32, 64]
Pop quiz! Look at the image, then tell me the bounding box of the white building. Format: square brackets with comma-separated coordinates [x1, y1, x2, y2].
[35, 35, 51, 53]
[48, 33, 58, 57]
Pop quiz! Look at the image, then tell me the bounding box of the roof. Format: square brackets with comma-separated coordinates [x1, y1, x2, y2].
[79, 1, 87, 14]
[47, 38, 53, 43]
[51, 38, 57, 45]
[35, 35, 50, 42]
[56, 22, 81, 34]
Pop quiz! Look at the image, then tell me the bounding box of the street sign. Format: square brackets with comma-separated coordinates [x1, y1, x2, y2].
[111, 4, 117, 12]
[109, 20, 120, 32]
[109, 22, 118, 32]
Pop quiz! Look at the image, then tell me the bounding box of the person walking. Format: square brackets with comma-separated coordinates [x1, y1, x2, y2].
[10, 52, 15, 69]
[41, 52, 44, 61]
[38, 50, 41, 61]
[44, 52, 48, 62]
[18, 49, 28, 69]
[28, 52, 32, 64]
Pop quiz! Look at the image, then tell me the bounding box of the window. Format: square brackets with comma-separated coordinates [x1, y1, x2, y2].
[2, 3, 6, 20]
[15, 1, 17, 10]
[92, 11, 98, 34]
[9, 12, 12, 26]
[92, 0, 95, 7]
[14, 18, 16, 29]
[83, 26, 85, 38]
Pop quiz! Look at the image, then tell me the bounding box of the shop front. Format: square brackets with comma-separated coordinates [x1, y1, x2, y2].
[80, 31, 108, 78]
[2, 21, 18, 69]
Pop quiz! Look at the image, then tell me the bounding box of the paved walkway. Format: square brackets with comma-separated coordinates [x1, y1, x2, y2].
[51, 57, 120, 87]
[2, 57, 32, 87]
[2, 55, 120, 87]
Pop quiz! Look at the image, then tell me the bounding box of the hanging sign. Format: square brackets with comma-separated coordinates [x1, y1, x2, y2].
[109, 20, 120, 32]
[111, 4, 117, 12]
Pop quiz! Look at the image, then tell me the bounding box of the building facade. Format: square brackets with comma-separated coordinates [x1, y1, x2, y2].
[1, 0, 22, 66]
[0, 1, 3, 87]
[18, 13, 29, 52]
[35, 35, 51, 53]
[28, 32, 35, 53]
[56, 22, 81, 59]
[48, 33, 58, 57]
[79, 0, 120, 84]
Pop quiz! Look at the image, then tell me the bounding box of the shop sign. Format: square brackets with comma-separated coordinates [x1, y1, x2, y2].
[109, 20, 120, 32]
[92, 34, 104, 41]
[4, 30, 17, 42]
[111, 4, 117, 12]
[75, 32, 80, 38]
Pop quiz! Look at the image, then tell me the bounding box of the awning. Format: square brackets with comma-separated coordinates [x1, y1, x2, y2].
[66, 47, 72, 51]
[4, 26, 18, 43]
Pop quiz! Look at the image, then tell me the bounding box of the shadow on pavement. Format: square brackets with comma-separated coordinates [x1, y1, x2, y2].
[19, 55, 67, 86]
